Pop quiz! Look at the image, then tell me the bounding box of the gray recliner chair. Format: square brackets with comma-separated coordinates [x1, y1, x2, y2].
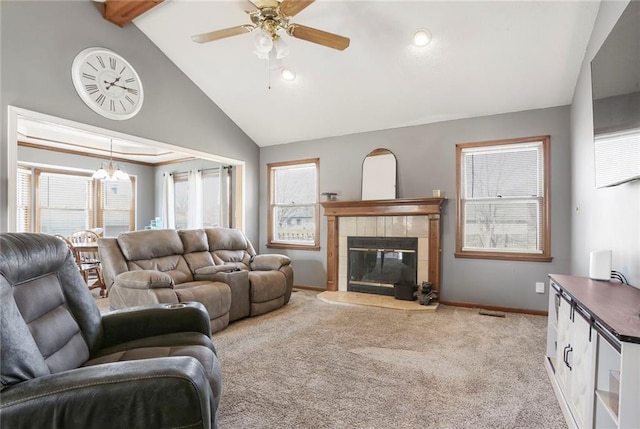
[0, 233, 222, 429]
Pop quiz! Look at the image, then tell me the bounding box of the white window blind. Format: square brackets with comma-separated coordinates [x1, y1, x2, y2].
[594, 127, 640, 187]
[99, 179, 134, 237]
[16, 167, 32, 233]
[38, 171, 94, 236]
[460, 141, 544, 254]
[270, 161, 318, 246]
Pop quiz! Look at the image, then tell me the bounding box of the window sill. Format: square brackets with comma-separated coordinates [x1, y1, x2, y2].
[267, 243, 320, 251]
[454, 251, 553, 263]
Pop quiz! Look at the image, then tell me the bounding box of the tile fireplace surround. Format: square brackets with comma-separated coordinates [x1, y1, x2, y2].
[321, 198, 445, 294]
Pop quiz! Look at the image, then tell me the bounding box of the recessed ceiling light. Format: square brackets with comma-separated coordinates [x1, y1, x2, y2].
[412, 29, 432, 47]
[281, 68, 296, 81]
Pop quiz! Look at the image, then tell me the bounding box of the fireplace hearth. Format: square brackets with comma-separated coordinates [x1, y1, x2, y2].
[348, 236, 418, 296]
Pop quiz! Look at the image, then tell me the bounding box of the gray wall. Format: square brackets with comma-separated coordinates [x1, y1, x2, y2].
[0, 1, 260, 244]
[570, 0, 640, 286]
[260, 106, 572, 312]
[18, 146, 155, 231]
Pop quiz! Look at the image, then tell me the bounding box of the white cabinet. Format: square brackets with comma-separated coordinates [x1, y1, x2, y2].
[548, 283, 595, 428]
[546, 275, 640, 429]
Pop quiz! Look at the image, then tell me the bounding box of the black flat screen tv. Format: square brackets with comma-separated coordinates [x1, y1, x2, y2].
[590, 1, 640, 188]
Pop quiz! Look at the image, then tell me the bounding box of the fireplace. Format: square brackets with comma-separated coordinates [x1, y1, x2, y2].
[320, 198, 445, 295]
[347, 236, 418, 296]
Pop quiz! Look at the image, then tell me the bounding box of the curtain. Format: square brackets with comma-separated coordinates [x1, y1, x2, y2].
[220, 166, 231, 228]
[162, 172, 176, 229]
[188, 169, 203, 228]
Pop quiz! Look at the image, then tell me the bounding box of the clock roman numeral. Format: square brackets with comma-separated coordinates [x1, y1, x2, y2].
[126, 88, 138, 96]
[124, 77, 135, 83]
[120, 66, 127, 75]
[87, 62, 99, 72]
[85, 84, 99, 95]
[109, 57, 117, 71]
[97, 56, 105, 68]
[82, 72, 96, 81]
[96, 94, 106, 106]
[110, 99, 116, 112]
[125, 95, 135, 105]
[120, 100, 127, 112]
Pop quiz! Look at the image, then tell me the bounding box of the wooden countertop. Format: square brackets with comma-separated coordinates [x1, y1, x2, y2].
[550, 274, 640, 344]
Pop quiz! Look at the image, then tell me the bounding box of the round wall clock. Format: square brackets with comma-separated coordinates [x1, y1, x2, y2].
[71, 47, 144, 120]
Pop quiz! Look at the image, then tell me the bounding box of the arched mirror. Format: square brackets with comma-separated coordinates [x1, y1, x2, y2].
[361, 148, 397, 200]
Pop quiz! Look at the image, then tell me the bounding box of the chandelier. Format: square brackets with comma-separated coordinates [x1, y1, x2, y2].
[92, 140, 130, 181]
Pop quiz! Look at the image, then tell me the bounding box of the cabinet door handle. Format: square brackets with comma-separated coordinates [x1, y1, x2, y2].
[563, 345, 570, 365]
[565, 346, 573, 371]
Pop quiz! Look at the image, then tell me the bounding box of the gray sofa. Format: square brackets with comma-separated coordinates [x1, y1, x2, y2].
[99, 227, 293, 333]
[1, 232, 222, 428]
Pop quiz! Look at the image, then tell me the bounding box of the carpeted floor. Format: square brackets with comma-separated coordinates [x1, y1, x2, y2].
[212, 290, 567, 429]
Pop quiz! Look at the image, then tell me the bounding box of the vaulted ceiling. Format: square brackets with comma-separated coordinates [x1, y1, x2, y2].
[126, 0, 600, 147]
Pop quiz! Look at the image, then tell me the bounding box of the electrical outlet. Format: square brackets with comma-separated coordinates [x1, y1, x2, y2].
[535, 282, 545, 294]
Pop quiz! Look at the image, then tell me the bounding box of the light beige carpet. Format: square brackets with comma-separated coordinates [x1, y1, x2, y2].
[213, 290, 567, 429]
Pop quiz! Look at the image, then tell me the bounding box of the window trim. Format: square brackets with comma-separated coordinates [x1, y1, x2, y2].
[267, 158, 320, 251]
[455, 135, 552, 262]
[34, 168, 96, 233]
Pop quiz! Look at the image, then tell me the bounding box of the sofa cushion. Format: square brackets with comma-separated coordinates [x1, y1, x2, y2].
[205, 228, 250, 252]
[179, 229, 209, 254]
[175, 282, 231, 321]
[183, 251, 216, 275]
[117, 230, 184, 261]
[127, 255, 194, 284]
[210, 251, 250, 270]
[1, 274, 51, 388]
[115, 270, 174, 289]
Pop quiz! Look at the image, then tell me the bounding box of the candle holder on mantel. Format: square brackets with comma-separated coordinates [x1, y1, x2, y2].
[321, 192, 338, 201]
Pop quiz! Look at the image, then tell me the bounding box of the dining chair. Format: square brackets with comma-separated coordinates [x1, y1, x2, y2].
[69, 229, 106, 296]
[53, 234, 81, 266]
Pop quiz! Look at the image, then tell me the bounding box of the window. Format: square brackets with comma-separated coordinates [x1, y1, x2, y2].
[17, 165, 136, 236]
[37, 170, 94, 236]
[17, 167, 32, 233]
[98, 179, 135, 237]
[268, 158, 319, 250]
[168, 168, 229, 230]
[455, 136, 551, 262]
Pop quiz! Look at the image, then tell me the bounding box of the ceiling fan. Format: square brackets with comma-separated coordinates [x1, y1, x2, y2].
[191, 0, 350, 55]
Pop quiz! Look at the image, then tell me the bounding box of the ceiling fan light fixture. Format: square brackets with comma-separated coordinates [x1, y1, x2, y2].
[253, 29, 274, 53]
[281, 68, 296, 81]
[273, 36, 290, 59]
[412, 29, 432, 47]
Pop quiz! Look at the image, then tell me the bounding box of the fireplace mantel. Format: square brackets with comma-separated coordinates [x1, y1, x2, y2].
[321, 198, 445, 294]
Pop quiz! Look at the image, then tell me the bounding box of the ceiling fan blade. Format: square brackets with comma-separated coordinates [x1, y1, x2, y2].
[279, 0, 315, 18]
[288, 24, 350, 50]
[249, 0, 279, 9]
[191, 25, 254, 43]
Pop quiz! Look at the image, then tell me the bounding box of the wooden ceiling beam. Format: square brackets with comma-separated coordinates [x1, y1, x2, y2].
[103, 0, 163, 27]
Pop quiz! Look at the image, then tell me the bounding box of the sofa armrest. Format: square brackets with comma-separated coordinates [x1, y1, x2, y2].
[0, 357, 213, 429]
[195, 265, 240, 276]
[250, 254, 291, 271]
[100, 302, 212, 348]
[114, 270, 174, 290]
